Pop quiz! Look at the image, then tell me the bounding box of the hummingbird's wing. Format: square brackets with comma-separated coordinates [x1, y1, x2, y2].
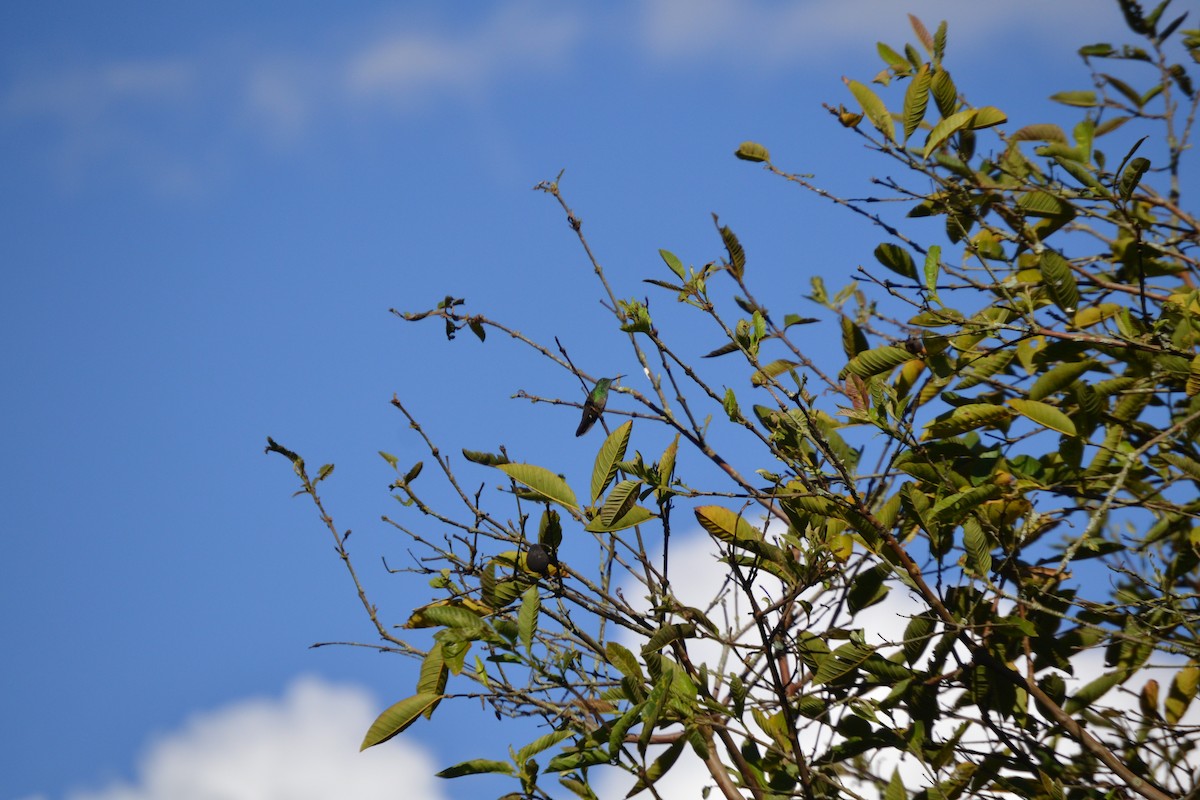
[576, 404, 601, 436]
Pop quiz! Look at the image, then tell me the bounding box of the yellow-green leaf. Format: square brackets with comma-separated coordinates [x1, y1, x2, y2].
[626, 738, 685, 797]
[1050, 90, 1099, 107]
[695, 505, 762, 546]
[1028, 359, 1095, 401]
[1188, 355, 1200, 397]
[844, 345, 915, 378]
[924, 403, 1012, 439]
[1012, 124, 1068, 142]
[1166, 663, 1200, 724]
[416, 644, 448, 718]
[1064, 670, 1127, 714]
[599, 479, 642, 526]
[518, 585, 540, 654]
[659, 249, 685, 280]
[1073, 303, 1123, 328]
[1009, 398, 1078, 436]
[970, 106, 1007, 129]
[1040, 249, 1080, 314]
[845, 78, 895, 142]
[734, 141, 771, 162]
[751, 359, 800, 386]
[437, 759, 514, 778]
[922, 109, 974, 159]
[498, 463, 580, 513]
[585, 504, 655, 533]
[930, 67, 957, 117]
[361, 693, 442, 750]
[591, 420, 632, 503]
[902, 64, 932, 141]
[874, 242, 917, 279]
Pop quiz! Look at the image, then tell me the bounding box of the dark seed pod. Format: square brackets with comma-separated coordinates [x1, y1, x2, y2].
[526, 544, 553, 575]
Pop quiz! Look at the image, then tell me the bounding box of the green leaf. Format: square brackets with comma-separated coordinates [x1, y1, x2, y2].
[642, 623, 697, 655]
[842, 316, 869, 359]
[930, 67, 957, 117]
[1119, 156, 1151, 201]
[605, 703, 643, 760]
[584, 505, 655, 533]
[1012, 124, 1068, 142]
[599, 479, 642, 527]
[1188, 355, 1200, 397]
[722, 387, 741, 421]
[962, 518, 992, 575]
[657, 435, 678, 495]
[518, 586, 540, 655]
[414, 602, 486, 631]
[695, 505, 762, 546]
[970, 106, 1006, 129]
[607, 641, 645, 682]
[1064, 670, 1127, 714]
[517, 728, 575, 766]
[1050, 90, 1099, 107]
[560, 776, 601, 800]
[924, 403, 1012, 439]
[847, 563, 890, 612]
[659, 249, 685, 280]
[903, 613, 936, 666]
[715, 215, 746, 280]
[844, 345, 915, 378]
[1008, 399, 1078, 437]
[498, 463, 580, 513]
[813, 641, 875, 685]
[923, 244, 941, 303]
[734, 141, 771, 163]
[1166, 663, 1200, 724]
[751, 359, 800, 386]
[877, 42, 910, 71]
[416, 644, 448, 718]
[902, 64, 932, 141]
[1018, 190, 1074, 219]
[932, 20, 947, 64]
[922, 107, 1005, 159]
[1028, 359, 1096, 401]
[462, 448, 509, 466]
[468, 319, 486, 342]
[361, 693, 442, 750]
[538, 508, 563, 549]
[930, 484, 1002, 527]
[591, 420, 632, 503]
[436, 759, 514, 779]
[1039, 249, 1081, 314]
[845, 78, 895, 142]
[874, 242, 917, 279]
[626, 738, 685, 797]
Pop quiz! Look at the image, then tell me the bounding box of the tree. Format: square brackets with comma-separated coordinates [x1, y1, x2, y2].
[268, 4, 1200, 798]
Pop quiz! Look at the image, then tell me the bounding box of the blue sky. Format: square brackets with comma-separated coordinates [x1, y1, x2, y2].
[1, 2, 1140, 798]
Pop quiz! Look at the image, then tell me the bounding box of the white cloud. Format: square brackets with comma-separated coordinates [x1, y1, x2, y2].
[56, 676, 447, 800]
[4, 60, 193, 122]
[4, 3, 583, 189]
[596, 527, 1200, 797]
[342, 3, 581, 106]
[638, 0, 1129, 65]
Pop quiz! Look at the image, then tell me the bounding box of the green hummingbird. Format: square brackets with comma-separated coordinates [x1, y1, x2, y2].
[576, 376, 623, 437]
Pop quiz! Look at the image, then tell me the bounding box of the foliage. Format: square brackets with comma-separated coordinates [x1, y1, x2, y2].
[269, 5, 1200, 799]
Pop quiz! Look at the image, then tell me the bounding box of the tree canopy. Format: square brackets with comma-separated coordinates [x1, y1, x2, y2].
[270, 3, 1200, 798]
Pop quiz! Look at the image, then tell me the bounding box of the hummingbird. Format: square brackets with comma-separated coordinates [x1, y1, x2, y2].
[575, 376, 623, 436]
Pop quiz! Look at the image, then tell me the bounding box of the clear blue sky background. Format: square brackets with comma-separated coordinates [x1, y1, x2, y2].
[2, 2, 1140, 798]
